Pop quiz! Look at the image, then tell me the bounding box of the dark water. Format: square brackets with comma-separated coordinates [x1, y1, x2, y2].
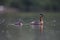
[0, 15, 60, 40]
[0, 24, 59, 40]
[0, 19, 60, 40]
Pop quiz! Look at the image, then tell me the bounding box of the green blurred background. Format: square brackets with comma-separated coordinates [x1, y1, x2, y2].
[0, 0, 60, 40]
[0, 0, 60, 12]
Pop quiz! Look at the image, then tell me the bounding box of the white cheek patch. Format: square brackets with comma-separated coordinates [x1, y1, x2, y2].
[20, 23, 23, 26]
[31, 21, 35, 24]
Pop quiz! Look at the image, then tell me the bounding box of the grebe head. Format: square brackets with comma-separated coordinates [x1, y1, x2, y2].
[40, 14, 43, 17]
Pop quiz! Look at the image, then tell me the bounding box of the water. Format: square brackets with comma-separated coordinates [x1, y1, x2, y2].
[5, 24, 60, 40]
[0, 18, 60, 40]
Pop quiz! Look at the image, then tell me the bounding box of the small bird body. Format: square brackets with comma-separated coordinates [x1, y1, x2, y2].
[8, 20, 23, 27]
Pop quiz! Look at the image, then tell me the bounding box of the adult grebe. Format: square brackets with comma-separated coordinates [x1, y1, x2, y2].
[32, 14, 44, 40]
[40, 14, 44, 33]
